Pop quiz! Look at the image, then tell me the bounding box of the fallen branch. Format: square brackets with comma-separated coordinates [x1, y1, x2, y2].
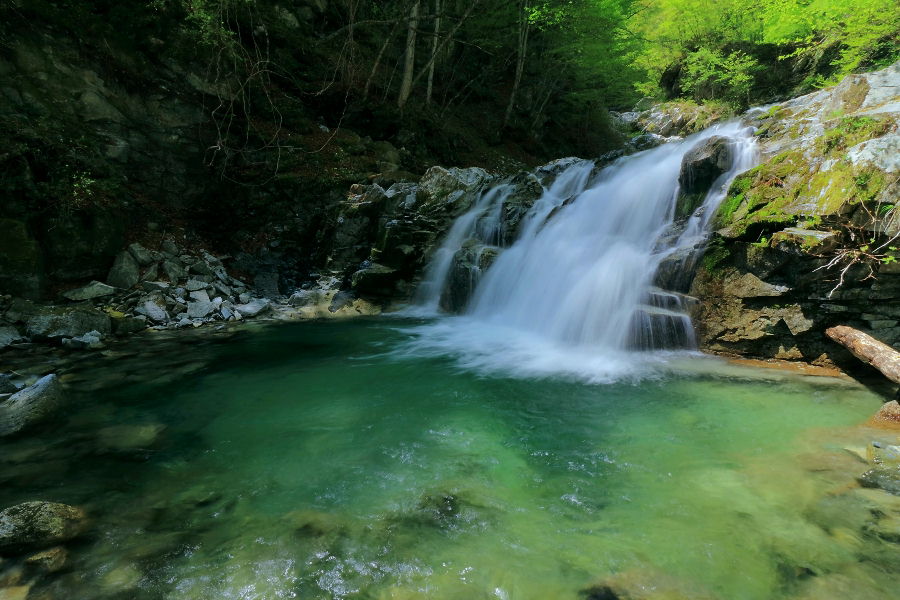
[826, 325, 900, 384]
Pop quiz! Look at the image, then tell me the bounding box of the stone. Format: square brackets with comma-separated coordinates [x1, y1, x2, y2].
[141, 281, 170, 292]
[0, 374, 63, 437]
[873, 400, 900, 425]
[185, 279, 208, 292]
[61, 330, 104, 350]
[0, 326, 25, 350]
[61, 280, 115, 301]
[134, 297, 169, 323]
[723, 272, 789, 298]
[127, 243, 155, 266]
[111, 314, 147, 334]
[235, 298, 270, 318]
[186, 300, 214, 319]
[0, 586, 30, 600]
[238, 292, 251, 304]
[25, 305, 112, 340]
[220, 306, 234, 320]
[0, 375, 17, 394]
[0, 501, 88, 553]
[106, 250, 140, 289]
[161, 260, 185, 282]
[24, 545, 68, 573]
[351, 263, 398, 296]
[141, 262, 159, 281]
[858, 467, 900, 496]
[189, 261, 214, 277]
[95, 423, 164, 452]
[189, 290, 210, 302]
[161, 239, 179, 256]
[867, 441, 900, 467]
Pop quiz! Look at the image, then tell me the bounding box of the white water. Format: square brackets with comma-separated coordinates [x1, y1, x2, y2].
[404, 122, 757, 380]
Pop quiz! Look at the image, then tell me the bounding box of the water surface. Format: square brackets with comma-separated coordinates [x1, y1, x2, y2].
[1, 319, 897, 599]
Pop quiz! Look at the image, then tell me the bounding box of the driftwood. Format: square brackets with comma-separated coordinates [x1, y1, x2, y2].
[826, 325, 900, 384]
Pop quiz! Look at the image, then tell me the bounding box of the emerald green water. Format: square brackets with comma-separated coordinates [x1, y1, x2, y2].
[1, 319, 898, 599]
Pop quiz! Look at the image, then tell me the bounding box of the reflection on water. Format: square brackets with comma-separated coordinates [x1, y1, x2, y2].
[0, 319, 898, 600]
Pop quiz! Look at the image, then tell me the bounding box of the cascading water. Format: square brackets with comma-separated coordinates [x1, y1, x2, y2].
[405, 122, 757, 380]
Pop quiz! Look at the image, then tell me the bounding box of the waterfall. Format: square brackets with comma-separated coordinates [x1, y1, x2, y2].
[404, 122, 757, 380]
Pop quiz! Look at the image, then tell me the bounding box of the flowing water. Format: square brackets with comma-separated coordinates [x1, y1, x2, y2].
[3, 128, 898, 599]
[0, 320, 897, 600]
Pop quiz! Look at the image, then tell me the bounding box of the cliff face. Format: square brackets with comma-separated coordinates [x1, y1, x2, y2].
[689, 63, 900, 365]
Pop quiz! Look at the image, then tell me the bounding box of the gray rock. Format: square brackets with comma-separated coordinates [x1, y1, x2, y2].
[235, 298, 270, 318]
[134, 298, 169, 323]
[161, 260, 185, 282]
[0, 501, 88, 553]
[111, 315, 147, 335]
[189, 261, 213, 277]
[186, 300, 214, 319]
[141, 281, 170, 292]
[188, 290, 210, 302]
[127, 243, 155, 266]
[238, 292, 251, 304]
[24, 546, 68, 573]
[140, 262, 159, 281]
[0, 375, 18, 394]
[220, 306, 234, 320]
[677, 135, 733, 217]
[213, 281, 232, 297]
[185, 279, 208, 292]
[106, 250, 140, 289]
[254, 272, 280, 297]
[0, 326, 25, 350]
[161, 239, 179, 256]
[61, 281, 115, 301]
[25, 306, 112, 339]
[859, 468, 900, 496]
[0, 375, 63, 437]
[61, 330, 104, 350]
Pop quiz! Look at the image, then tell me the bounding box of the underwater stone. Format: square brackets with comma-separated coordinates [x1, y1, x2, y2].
[0, 374, 63, 437]
[858, 468, 900, 496]
[0, 501, 88, 553]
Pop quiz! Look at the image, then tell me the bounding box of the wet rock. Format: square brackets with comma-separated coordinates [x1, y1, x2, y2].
[0, 375, 17, 394]
[235, 299, 270, 318]
[141, 281, 170, 293]
[25, 306, 112, 339]
[858, 467, 900, 496]
[0, 375, 64, 437]
[24, 545, 68, 573]
[95, 423, 165, 453]
[106, 250, 140, 289]
[185, 279, 208, 292]
[873, 400, 900, 425]
[61, 280, 115, 301]
[677, 136, 733, 217]
[351, 263, 398, 296]
[867, 441, 900, 467]
[0, 327, 25, 350]
[580, 568, 719, 600]
[0, 501, 88, 554]
[417, 166, 493, 216]
[0, 585, 30, 600]
[111, 314, 147, 335]
[61, 330, 104, 350]
[188, 290, 210, 302]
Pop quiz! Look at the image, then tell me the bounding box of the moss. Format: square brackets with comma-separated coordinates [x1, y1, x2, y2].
[701, 236, 730, 272]
[821, 116, 892, 155]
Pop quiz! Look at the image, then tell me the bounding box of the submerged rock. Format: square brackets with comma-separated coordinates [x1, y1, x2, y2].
[24, 545, 68, 573]
[0, 327, 25, 350]
[858, 467, 900, 496]
[61, 330, 104, 350]
[95, 424, 165, 453]
[0, 375, 63, 437]
[0, 501, 88, 554]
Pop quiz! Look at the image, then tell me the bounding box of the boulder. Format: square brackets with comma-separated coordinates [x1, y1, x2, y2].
[0, 501, 88, 554]
[127, 243, 155, 266]
[0, 326, 25, 350]
[186, 300, 215, 319]
[235, 299, 270, 318]
[677, 136, 733, 217]
[106, 250, 140, 289]
[25, 306, 112, 339]
[417, 166, 493, 215]
[859, 468, 900, 496]
[161, 260, 185, 282]
[0, 375, 18, 394]
[111, 314, 147, 335]
[61, 330, 104, 350]
[0, 374, 64, 437]
[134, 297, 169, 323]
[24, 546, 68, 573]
[351, 263, 398, 296]
[61, 280, 115, 301]
[873, 400, 900, 425]
[185, 279, 208, 292]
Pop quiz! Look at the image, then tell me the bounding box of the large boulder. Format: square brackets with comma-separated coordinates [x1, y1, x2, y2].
[416, 166, 493, 217]
[24, 305, 112, 340]
[0, 501, 88, 554]
[0, 375, 63, 437]
[106, 250, 140, 289]
[677, 136, 733, 217]
[61, 280, 116, 301]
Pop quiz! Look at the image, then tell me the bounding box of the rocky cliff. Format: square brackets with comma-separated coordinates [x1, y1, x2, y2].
[688, 62, 900, 366]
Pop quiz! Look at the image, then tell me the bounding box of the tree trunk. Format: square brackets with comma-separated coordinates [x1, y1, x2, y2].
[364, 19, 400, 100]
[503, 0, 530, 128]
[397, 1, 420, 109]
[826, 325, 900, 384]
[426, 0, 441, 105]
